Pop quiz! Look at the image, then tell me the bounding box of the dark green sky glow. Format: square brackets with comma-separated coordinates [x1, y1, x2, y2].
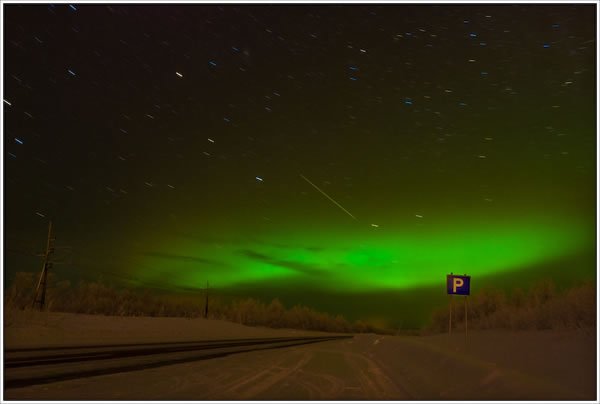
[4, 5, 596, 327]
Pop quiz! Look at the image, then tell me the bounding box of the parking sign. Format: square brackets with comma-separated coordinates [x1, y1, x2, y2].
[447, 274, 471, 295]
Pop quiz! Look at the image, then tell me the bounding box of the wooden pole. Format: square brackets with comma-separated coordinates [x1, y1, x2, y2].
[32, 221, 54, 310]
[204, 281, 209, 318]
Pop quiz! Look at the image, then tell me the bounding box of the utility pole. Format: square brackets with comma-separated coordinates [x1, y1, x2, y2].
[204, 281, 209, 318]
[32, 221, 55, 310]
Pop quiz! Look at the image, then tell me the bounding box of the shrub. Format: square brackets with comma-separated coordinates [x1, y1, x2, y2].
[4, 272, 362, 333]
[423, 279, 596, 333]
[5, 272, 36, 309]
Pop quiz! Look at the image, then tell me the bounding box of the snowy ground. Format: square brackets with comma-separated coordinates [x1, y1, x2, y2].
[3, 309, 328, 348]
[3, 310, 597, 400]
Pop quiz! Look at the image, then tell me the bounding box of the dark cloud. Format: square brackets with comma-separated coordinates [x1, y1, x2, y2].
[142, 252, 221, 266]
[274, 260, 327, 276]
[238, 249, 272, 261]
[174, 234, 328, 255]
[238, 249, 327, 276]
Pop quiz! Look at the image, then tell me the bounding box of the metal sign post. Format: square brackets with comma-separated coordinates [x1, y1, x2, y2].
[464, 296, 468, 341]
[449, 295, 453, 335]
[447, 274, 471, 340]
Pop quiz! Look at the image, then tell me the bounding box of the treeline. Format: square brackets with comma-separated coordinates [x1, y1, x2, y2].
[425, 279, 596, 333]
[4, 272, 383, 334]
[5, 273, 595, 335]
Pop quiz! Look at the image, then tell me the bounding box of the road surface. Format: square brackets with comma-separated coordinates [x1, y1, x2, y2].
[3, 332, 596, 400]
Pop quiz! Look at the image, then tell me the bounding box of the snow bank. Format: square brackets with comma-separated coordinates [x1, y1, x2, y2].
[3, 309, 330, 349]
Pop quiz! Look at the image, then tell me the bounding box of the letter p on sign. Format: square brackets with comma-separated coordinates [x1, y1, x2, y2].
[453, 277, 464, 293]
[447, 275, 471, 295]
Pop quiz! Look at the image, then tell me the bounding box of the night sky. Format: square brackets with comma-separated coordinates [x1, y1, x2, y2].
[3, 4, 596, 327]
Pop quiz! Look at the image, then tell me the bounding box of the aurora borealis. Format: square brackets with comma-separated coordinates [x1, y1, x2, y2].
[3, 4, 596, 327]
[136, 214, 591, 292]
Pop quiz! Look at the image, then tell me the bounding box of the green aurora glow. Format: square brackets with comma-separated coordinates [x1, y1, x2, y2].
[136, 214, 592, 293]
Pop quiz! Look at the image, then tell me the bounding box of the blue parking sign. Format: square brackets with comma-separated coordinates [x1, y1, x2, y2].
[447, 274, 471, 295]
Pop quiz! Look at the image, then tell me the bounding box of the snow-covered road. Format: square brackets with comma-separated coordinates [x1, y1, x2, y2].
[4, 311, 596, 400]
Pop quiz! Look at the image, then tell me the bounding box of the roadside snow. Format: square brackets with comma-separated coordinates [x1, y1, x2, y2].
[3, 309, 330, 348]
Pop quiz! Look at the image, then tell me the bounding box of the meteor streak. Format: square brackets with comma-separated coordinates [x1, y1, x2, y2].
[300, 174, 357, 220]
